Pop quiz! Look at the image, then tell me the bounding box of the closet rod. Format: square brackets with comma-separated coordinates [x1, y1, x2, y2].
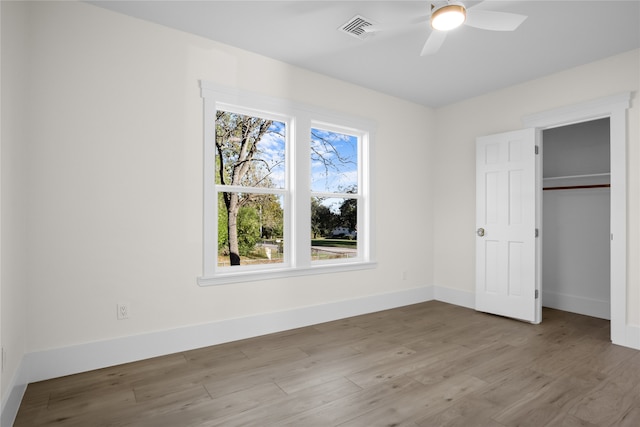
[543, 184, 610, 191]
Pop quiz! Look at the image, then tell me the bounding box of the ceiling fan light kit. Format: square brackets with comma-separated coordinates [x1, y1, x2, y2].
[431, 4, 466, 31]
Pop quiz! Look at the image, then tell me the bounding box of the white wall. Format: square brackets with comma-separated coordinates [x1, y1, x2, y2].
[433, 48, 640, 327]
[1, 0, 30, 420]
[0, 0, 3, 411]
[17, 1, 435, 355]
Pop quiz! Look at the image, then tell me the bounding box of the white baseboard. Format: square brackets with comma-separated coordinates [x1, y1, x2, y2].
[542, 290, 610, 320]
[433, 285, 475, 309]
[24, 286, 434, 384]
[1, 358, 28, 427]
[626, 324, 640, 350]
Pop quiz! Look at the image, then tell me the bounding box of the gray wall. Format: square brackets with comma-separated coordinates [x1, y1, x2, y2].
[542, 118, 611, 319]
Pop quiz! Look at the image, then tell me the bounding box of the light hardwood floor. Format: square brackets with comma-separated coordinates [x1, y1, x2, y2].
[14, 301, 640, 426]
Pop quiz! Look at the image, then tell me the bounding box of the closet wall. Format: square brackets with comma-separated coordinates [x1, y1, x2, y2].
[542, 118, 611, 319]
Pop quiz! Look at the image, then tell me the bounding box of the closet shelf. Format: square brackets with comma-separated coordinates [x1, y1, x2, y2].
[543, 172, 610, 181]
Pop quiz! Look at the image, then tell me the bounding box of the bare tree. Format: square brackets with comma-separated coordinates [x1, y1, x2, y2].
[216, 111, 276, 265]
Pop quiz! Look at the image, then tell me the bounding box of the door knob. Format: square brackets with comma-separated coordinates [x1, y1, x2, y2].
[477, 228, 485, 237]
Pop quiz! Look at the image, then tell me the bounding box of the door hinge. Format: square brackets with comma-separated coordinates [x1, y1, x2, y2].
[535, 228, 539, 238]
[535, 289, 539, 299]
[535, 145, 539, 155]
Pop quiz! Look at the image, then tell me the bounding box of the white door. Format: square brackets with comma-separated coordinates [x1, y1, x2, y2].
[476, 128, 540, 323]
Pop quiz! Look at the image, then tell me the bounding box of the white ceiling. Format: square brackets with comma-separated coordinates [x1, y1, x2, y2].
[88, 0, 640, 107]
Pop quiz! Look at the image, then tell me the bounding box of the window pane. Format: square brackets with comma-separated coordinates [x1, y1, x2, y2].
[310, 128, 358, 193]
[311, 197, 357, 261]
[216, 110, 286, 189]
[218, 192, 284, 267]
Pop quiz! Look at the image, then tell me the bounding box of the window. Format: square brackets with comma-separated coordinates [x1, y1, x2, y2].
[310, 126, 360, 262]
[214, 110, 288, 268]
[199, 82, 375, 285]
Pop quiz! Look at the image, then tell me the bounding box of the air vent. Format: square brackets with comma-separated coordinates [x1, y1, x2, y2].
[338, 15, 376, 40]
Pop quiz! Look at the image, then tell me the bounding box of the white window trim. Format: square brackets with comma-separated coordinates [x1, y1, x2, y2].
[198, 81, 376, 286]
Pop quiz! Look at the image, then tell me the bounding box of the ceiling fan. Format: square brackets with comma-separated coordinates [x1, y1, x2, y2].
[364, 1, 528, 56]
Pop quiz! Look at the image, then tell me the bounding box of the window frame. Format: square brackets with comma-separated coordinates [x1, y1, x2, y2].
[198, 81, 376, 286]
[309, 121, 366, 266]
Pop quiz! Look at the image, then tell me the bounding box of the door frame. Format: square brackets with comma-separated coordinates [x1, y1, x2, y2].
[523, 92, 631, 347]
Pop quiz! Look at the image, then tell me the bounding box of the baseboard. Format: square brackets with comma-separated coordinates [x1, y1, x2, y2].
[1, 357, 28, 427]
[24, 286, 435, 384]
[433, 285, 475, 309]
[541, 290, 610, 320]
[626, 324, 640, 350]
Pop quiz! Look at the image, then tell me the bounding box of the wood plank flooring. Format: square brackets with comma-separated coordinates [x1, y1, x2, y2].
[14, 301, 640, 426]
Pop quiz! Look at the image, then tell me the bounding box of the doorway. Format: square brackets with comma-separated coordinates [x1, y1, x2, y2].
[523, 92, 630, 346]
[541, 118, 611, 320]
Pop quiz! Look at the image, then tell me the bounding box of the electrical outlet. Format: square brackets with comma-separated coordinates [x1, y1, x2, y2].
[117, 302, 130, 320]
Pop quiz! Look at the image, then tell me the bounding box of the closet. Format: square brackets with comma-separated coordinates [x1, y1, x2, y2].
[542, 118, 611, 319]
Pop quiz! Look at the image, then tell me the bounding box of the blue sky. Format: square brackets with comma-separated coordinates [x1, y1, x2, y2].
[310, 127, 358, 193]
[256, 120, 286, 188]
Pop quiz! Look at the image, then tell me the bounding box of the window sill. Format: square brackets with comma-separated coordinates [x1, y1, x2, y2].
[198, 261, 377, 286]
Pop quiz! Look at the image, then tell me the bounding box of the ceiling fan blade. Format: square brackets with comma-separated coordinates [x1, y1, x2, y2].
[420, 30, 447, 56]
[464, 10, 527, 31]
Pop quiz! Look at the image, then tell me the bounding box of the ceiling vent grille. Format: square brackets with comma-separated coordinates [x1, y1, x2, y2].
[338, 15, 376, 40]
